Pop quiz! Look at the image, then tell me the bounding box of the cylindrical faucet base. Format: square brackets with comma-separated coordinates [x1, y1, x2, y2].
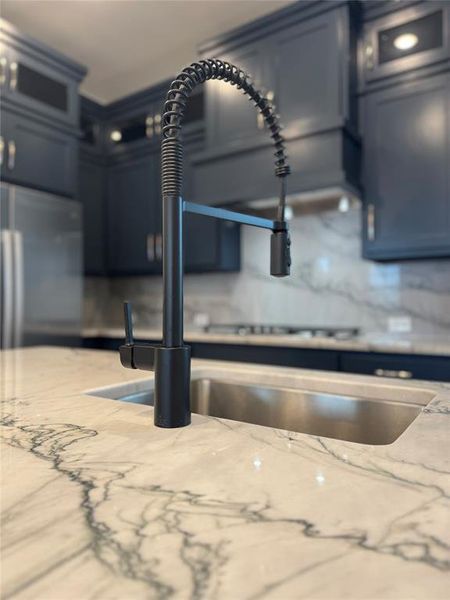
[154, 345, 191, 428]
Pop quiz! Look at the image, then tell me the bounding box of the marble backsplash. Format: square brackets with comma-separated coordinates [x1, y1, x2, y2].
[84, 204, 450, 337]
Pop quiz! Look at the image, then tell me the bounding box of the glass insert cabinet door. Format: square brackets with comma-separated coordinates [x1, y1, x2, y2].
[363, 2, 450, 83]
[1, 46, 79, 126]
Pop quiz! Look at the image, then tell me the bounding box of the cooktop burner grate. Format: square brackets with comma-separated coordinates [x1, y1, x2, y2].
[203, 324, 360, 339]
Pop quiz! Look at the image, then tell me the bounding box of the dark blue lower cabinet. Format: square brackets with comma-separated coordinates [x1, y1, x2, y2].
[189, 343, 339, 370]
[340, 352, 450, 382]
[82, 337, 450, 382]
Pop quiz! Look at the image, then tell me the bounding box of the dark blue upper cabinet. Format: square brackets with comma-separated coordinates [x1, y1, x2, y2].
[193, 1, 361, 205]
[105, 85, 204, 156]
[360, 1, 450, 260]
[0, 19, 86, 198]
[0, 19, 86, 128]
[362, 72, 450, 260]
[79, 89, 238, 277]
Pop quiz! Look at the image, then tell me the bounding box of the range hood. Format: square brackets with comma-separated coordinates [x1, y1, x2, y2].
[191, 125, 362, 209]
[243, 186, 361, 215]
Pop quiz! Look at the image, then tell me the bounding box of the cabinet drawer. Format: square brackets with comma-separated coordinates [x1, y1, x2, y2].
[1, 107, 77, 197]
[341, 352, 450, 382]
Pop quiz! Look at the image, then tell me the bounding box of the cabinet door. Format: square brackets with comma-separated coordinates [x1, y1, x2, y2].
[272, 7, 346, 136]
[79, 153, 107, 275]
[107, 108, 153, 155]
[363, 73, 450, 259]
[107, 95, 165, 155]
[1, 108, 76, 197]
[107, 153, 161, 275]
[206, 42, 267, 152]
[3, 47, 79, 127]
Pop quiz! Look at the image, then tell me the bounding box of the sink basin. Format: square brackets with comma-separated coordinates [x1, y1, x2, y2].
[88, 375, 432, 445]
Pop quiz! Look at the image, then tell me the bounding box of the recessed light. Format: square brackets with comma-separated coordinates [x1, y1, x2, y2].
[284, 205, 294, 221]
[393, 33, 418, 51]
[338, 195, 350, 213]
[110, 129, 122, 142]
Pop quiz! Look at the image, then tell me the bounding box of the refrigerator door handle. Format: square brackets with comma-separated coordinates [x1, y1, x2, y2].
[12, 230, 24, 347]
[1, 229, 14, 349]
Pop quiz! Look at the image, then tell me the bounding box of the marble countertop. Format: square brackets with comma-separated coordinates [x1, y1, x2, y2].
[2, 347, 449, 599]
[83, 326, 450, 356]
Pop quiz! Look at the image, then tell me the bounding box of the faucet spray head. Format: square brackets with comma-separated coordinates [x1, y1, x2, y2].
[270, 171, 291, 277]
[270, 228, 291, 277]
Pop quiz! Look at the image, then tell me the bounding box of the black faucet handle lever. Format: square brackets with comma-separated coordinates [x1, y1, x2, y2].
[121, 301, 157, 371]
[123, 301, 134, 345]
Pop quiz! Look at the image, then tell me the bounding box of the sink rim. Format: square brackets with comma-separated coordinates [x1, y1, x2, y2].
[86, 365, 436, 408]
[85, 367, 436, 447]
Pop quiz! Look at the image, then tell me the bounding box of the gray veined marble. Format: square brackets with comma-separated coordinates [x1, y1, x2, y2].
[84, 205, 450, 339]
[1, 347, 450, 599]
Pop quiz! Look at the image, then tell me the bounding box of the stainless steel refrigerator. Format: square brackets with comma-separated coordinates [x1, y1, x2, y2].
[1, 183, 82, 348]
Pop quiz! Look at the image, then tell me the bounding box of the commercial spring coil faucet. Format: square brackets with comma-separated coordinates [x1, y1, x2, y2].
[120, 59, 291, 428]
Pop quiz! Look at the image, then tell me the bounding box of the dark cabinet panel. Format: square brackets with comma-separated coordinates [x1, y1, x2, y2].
[363, 72, 450, 259]
[107, 152, 162, 275]
[79, 152, 107, 275]
[1, 107, 76, 197]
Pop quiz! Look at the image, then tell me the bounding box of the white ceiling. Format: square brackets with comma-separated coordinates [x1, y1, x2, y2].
[2, 0, 294, 104]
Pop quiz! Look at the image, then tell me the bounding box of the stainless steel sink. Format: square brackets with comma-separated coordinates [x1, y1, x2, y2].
[89, 377, 430, 445]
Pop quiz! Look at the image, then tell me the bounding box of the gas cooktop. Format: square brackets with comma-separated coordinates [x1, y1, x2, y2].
[203, 324, 360, 340]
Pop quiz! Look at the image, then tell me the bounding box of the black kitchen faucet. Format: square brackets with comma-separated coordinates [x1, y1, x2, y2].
[119, 59, 291, 428]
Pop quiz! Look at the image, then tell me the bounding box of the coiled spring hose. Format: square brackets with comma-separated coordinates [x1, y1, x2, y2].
[161, 59, 291, 220]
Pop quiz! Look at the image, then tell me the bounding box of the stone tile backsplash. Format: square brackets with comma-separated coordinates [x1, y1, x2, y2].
[84, 204, 450, 336]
